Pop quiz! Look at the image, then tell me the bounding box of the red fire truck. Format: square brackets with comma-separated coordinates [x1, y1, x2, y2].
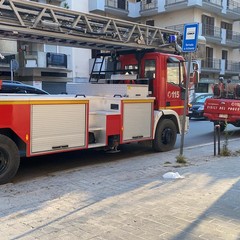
[204, 79, 240, 131]
[0, 0, 197, 184]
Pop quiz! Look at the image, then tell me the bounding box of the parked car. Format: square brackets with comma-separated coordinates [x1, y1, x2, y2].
[189, 93, 213, 119]
[0, 81, 49, 94]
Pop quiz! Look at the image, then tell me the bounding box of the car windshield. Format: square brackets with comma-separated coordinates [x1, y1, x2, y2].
[194, 95, 212, 104]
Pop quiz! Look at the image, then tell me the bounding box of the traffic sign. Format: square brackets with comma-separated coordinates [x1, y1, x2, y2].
[182, 23, 199, 52]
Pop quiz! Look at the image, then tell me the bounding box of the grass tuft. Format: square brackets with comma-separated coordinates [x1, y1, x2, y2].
[176, 155, 187, 164]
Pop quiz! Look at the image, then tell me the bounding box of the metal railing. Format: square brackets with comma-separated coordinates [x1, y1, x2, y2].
[202, 24, 221, 38]
[140, 0, 158, 11]
[166, 24, 184, 33]
[202, 0, 222, 6]
[201, 58, 221, 70]
[226, 30, 240, 42]
[105, 0, 128, 10]
[165, 0, 187, 6]
[225, 60, 240, 72]
[227, 0, 240, 13]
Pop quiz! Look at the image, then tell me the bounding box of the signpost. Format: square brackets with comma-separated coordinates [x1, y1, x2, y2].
[10, 59, 19, 82]
[180, 23, 199, 156]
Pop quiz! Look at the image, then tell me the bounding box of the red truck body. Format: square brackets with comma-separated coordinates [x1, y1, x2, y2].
[204, 82, 240, 130]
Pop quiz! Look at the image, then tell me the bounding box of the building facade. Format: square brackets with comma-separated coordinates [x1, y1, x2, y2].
[89, 0, 240, 93]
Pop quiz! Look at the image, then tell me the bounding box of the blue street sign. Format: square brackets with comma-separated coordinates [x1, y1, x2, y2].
[182, 23, 199, 52]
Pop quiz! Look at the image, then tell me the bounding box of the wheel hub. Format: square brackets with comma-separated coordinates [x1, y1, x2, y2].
[162, 128, 173, 145]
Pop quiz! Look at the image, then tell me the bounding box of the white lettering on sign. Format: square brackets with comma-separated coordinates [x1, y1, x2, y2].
[231, 102, 240, 107]
[186, 27, 196, 40]
[167, 91, 180, 99]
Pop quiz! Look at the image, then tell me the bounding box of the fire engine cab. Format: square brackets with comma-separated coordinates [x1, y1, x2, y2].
[0, 0, 198, 184]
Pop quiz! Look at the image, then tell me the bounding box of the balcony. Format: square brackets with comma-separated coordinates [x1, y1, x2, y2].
[201, 0, 223, 14]
[201, 24, 221, 44]
[201, 58, 240, 76]
[166, 24, 184, 33]
[140, 0, 160, 16]
[224, 60, 240, 75]
[221, 29, 240, 48]
[226, 0, 240, 20]
[89, 0, 129, 17]
[165, 0, 188, 12]
[201, 58, 221, 73]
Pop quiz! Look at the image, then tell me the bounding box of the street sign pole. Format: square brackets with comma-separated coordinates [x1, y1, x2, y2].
[180, 52, 192, 156]
[179, 23, 199, 156]
[10, 59, 19, 82]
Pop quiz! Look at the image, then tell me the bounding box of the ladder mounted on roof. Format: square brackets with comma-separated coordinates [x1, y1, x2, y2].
[0, 0, 181, 52]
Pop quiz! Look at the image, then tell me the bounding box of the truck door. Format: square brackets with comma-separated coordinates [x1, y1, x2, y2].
[166, 57, 186, 115]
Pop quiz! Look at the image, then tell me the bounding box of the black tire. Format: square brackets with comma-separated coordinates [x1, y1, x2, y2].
[153, 119, 177, 152]
[0, 135, 20, 185]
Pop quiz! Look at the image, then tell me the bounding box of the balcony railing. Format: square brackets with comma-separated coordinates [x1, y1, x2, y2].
[201, 58, 221, 70]
[227, 0, 240, 14]
[105, 0, 128, 10]
[202, 0, 222, 7]
[165, 0, 187, 6]
[226, 30, 240, 42]
[140, 0, 158, 11]
[202, 24, 221, 38]
[225, 60, 240, 73]
[166, 24, 184, 33]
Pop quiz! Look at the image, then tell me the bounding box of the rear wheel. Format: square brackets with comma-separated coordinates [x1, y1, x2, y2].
[0, 135, 20, 185]
[153, 119, 177, 152]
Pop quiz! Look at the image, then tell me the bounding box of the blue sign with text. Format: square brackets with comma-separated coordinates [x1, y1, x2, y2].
[182, 23, 199, 52]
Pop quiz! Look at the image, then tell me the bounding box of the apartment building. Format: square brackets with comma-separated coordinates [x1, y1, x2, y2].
[89, 0, 240, 93]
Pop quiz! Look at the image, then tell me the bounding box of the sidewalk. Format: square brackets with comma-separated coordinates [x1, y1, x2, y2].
[0, 140, 240, 240]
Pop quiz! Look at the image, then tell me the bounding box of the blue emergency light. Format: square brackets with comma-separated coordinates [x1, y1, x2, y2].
[169, 35, 177, 43]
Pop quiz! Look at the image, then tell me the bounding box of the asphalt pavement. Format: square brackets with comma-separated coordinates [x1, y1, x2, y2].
[0, 138, 240, 240]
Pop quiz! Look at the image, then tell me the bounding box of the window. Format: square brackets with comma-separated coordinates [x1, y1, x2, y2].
[144, 59, 155, 93]
[144, 59, 156, 79]
[206, 47, 213, 68]
[118, 0, 126, 9]
[46, 53, 67, 68]
[167, 62, 185, 86]
[221, 21, 232, 40]
[222, 50, 228, 70]
[146, 20, 154, 26]
[146, 0, 152, 4]
[202, 15, 214, 36]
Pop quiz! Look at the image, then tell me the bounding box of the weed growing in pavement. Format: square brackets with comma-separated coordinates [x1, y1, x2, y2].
[176, 154, 187, 164]
[164, 161, 171, 164]
[220, 127, 231, 156]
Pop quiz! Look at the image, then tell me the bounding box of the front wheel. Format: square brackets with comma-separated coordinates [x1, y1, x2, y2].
[0, 135, 20, 185]
[153, 119, 177, 152]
